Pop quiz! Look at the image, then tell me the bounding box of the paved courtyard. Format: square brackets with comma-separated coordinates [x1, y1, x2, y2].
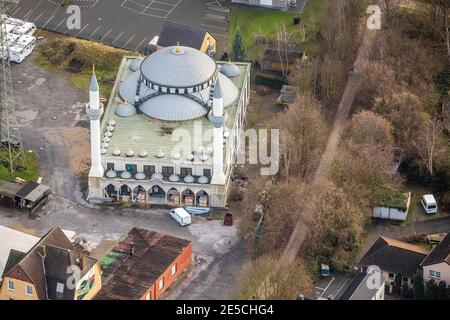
[5, 0, 230, 54]
[0, 48, 245, 299]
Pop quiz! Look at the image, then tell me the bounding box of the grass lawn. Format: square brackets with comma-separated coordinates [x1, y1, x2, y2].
[228, 0, 328, 60]
[34, 30, 132, 98]
[0, 151, 39, 182]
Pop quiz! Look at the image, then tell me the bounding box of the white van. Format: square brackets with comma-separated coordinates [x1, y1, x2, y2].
[421, 194, 438, 214]
[169, 208, 192, 226]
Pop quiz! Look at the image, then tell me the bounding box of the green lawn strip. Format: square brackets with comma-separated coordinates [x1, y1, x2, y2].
[228, 0, 328, 59]
[0, 151, 39, 181]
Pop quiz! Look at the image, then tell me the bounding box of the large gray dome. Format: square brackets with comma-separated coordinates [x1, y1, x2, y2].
[140, 46, 217, 88]
[139, 94, 207, 121]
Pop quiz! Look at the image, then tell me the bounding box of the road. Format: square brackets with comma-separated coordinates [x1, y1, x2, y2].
[282, 28, 376, 263]
[0, 49, 245, 299]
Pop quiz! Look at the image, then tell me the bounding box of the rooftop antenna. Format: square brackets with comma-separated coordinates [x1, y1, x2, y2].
[0, 1, 25, 176]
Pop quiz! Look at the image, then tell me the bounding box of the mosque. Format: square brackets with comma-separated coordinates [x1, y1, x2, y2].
[86, 44, 251, 208]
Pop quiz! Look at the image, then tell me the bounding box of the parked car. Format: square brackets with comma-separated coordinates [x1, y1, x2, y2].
[421, 194, 438, 214]
[169, 208, 192, 226]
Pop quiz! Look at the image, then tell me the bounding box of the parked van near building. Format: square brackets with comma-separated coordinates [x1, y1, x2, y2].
[169, 208, 192, 226]
[421, 194, 438, 214]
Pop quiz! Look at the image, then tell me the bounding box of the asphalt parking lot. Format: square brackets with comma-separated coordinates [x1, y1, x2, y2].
[6, 0, 230, 54]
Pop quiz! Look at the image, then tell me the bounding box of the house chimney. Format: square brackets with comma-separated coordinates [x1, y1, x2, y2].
[130, 242, 135, 256]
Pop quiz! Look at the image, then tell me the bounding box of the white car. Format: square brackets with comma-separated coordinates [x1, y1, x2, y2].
[169, 208, 192, 226]
[421, 194, 438, 215]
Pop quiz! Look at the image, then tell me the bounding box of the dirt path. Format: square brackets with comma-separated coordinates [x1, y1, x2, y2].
[282, 28, 376, 263]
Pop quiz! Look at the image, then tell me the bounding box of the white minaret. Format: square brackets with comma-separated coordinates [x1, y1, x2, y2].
[210, 81, 226, 185]
[88, 66, 104, 178]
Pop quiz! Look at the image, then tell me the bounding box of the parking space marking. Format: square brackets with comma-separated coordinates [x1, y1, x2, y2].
[55, 17, 66, 30]
[100, 28, 113, 42]
[76, 23, 90, 37]
[89, 26, 102, 39]
[123, 34, 136, 47]
[112, 32, 124, 44]
[134, 37, 148, 51]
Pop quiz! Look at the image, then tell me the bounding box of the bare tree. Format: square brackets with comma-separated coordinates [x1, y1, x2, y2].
[412, 115, 445, 177]
[275, 24, 291, 77]
[422, 0, 450, 64]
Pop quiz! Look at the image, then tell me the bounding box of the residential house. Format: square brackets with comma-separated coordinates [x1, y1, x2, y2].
[421, 233, 450, 285]
[156, 21, 216, 57]
[0, 180, 50, 212]
[95, 227, 192, 300]
[0, 227, 102, 300]
[357, 236, 429, 294]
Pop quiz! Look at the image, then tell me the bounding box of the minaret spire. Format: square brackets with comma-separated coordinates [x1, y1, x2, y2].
[87, 66, 104, 182]
[210, 81, 226, 185]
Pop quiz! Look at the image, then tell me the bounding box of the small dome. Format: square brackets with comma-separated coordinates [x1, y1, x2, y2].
[104, 131, 113, 138]
[101, 142, 109, 149]
[112, 147, 121, 156]
[172, 151, 181, 160]
[169, 174, 180, 182]
[151, 173, 164, 180]
[108, 119, 116, 126]
[183, 175, 195, 183]
[107, 125, 115, 132]
[220, 61, 240, 78]
[198, 176, 209, 184]
[185, 153, 195, 161]
[200, 154, 209, 161]
[135, 172, 146, 180]
[155, 150, 165, 158]
[139, 150, 148, 158]
[103, 137, 111, 143]
[101, 148, 108, 155]
[106, 170, 117, 178]
[129, 58, 143, 72]
[126, 149, 134, 157]
[115, 101, 136, 117]
[120, 171, 132, 179]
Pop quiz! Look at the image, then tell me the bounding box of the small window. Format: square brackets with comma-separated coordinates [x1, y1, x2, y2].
[106, 163, 115, 171]
[180, 167, 192, 177]
[8, 280, 15, 291]
[388, 273, 395, 279]
[159, 278, 164, 290]
[162, 166, 174, 176]
[144, 165, 155, 175]
[402, 277, 408, 283]
[26, 285, 33, 296]
[56, 282, 65, 294]
[430, 270, 441, 279]
[171, 264, 177, 276]
[203, 169, 211, 177]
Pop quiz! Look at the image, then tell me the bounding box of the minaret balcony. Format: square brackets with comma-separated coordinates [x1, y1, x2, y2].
[86, 103, 104, 121]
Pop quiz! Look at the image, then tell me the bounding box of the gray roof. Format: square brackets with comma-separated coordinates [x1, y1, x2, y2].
[157, 21, 210, 50]
[214, 80, 222, 99]
[129, 58, 143, 72]
[90, 72, 99, 92]
[139, 94, 208, 121]
[118, 71, 155, 106]
[339, 272, 384, 300]
[220, 62, 241, 78]
[115, 103, 137, 117]
[140, 46, 216, 87]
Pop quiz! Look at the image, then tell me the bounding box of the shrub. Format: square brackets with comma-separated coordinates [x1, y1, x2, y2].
[254, 72, 287, 89]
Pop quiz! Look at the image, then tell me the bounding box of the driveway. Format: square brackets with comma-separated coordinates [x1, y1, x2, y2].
[0, 51, 245, 299]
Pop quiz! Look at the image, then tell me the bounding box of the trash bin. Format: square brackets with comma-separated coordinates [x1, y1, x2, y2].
[224, 213, 233, 226]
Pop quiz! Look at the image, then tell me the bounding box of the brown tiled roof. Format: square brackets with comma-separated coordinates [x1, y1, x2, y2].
[2, 249, 26, 278]
[2, 227, 97, 300]
[358, 236, 429, 277]
[421, 233, 450, 267]
[95, 227, 191, 300]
